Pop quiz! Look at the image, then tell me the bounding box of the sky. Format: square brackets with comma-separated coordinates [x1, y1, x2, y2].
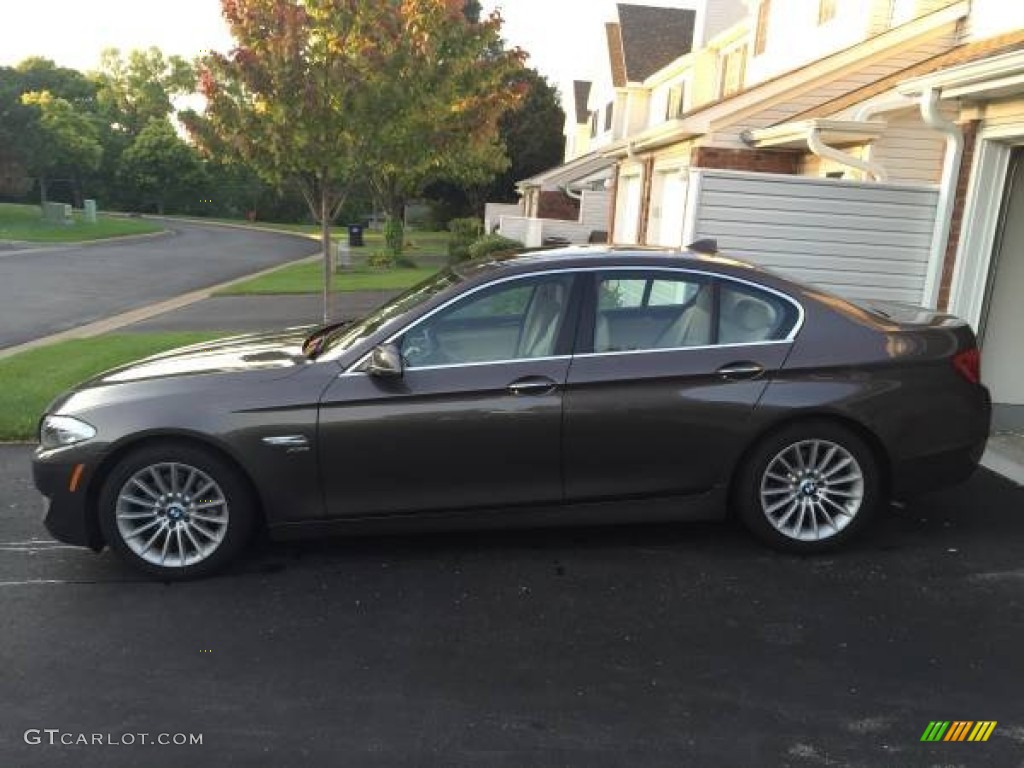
[0, 0, 693, 107]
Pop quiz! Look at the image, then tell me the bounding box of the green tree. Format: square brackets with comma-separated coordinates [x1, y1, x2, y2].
[363, 2, 525, 254]
[185, 0, 386, 322]
[93, 48, 195, 138]
[488, 69, 565, 204]
[20, 90, 102, 205]
[117, 119, 206, 215]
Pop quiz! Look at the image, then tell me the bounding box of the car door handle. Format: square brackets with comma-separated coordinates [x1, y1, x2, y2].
[507, 376, 559, 396]
[716, 362, 765, 380]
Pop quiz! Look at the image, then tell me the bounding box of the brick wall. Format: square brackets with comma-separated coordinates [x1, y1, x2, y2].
[937, 120, 981, 311]
[690, 146, 802, 174]
[537, 191, 580, 221]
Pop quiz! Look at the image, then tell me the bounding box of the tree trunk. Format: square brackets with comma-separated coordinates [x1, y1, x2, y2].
[320, 191, 333, 325]
[38, 176, 48, 207]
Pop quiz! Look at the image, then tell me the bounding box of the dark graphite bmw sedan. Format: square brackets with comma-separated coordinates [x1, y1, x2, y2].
[32, 247, 991, 579]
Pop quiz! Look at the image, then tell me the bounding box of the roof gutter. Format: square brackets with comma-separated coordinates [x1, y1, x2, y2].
[918, 85, 964, 309]
[806, 125, 888, 181]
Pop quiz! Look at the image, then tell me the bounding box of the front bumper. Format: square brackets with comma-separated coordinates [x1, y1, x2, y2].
[31, 453, 103, 551]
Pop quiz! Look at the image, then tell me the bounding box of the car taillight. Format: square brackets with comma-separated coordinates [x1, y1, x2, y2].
[952, 347, 981, 385]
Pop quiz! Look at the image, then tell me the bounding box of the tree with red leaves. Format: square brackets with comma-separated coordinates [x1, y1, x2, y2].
[185, 0, 523, 321]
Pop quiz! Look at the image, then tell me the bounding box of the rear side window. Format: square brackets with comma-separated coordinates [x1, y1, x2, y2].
[718, 281, 798, 343]
[594, 273, 710, 352]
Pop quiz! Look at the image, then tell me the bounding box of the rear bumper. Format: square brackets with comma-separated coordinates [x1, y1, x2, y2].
[892, 438, 987, 498]
[31, 456, 103, 551]
[891, 383, 991, 499]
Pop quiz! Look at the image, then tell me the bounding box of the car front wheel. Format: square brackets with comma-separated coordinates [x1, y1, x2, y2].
[736, 421, 881, 552]
[98, 443, 255, 579]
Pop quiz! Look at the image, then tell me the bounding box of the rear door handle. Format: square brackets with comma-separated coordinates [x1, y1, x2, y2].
[716, 362, 765, 381]
[507, 376, 559, 396]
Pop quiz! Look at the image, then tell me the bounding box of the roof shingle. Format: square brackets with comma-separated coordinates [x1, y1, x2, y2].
[572, 80, 592, 124]
[616, 4, 697, 83]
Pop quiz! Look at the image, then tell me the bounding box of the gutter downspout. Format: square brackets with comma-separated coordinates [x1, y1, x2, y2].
[560, 184, 583, 201]
[919, 86, 964, 309]
[807, 125, 888, 182]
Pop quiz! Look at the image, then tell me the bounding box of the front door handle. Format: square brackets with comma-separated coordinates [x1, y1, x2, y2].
[716, 362, 765, 381]
[507, 376, 559, 396]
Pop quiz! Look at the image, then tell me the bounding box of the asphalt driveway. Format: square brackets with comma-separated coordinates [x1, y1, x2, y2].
[0, 220, 318, 349]
[1, 445, 1022, 767]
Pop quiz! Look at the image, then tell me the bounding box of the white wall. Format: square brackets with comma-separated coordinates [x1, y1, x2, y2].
[963, 0, 1024, 41]
[615, 173, 644, 244]
[746, 0, 876, 87]
[687, 169, 941, 302]
[485, 203, 522, 234]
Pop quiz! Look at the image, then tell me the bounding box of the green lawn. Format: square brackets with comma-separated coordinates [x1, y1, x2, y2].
[0, 203, 164, 243]
[0, 333, 221, 441]
[217, 262, 439, 295]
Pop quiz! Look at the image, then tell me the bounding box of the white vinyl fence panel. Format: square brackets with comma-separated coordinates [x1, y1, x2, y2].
[687, 169, 940, 304]
[485, 203, 521, 234]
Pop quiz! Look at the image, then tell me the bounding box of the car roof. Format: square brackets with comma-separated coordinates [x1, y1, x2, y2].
[454, 246, 772, 282]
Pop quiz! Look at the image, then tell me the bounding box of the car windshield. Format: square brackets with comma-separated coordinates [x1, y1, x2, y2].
[316, 268, 463, 358]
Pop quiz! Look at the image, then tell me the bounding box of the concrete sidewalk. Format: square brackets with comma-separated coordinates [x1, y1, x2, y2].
[121, 291, 399, 334]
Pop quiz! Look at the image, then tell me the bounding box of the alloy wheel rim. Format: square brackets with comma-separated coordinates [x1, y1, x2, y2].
[115, 462, 229, 568]
[759, 439, 864, 542]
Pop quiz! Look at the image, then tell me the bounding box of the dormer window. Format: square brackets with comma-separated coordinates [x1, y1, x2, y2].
[719, 45, 747, 97]
[754, 0, 771, 56]
[665, 82, 686, 120]
[818, 0, 837, 25]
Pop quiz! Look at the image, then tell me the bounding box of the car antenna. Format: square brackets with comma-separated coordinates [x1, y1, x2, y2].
[687, 238, 718, 255]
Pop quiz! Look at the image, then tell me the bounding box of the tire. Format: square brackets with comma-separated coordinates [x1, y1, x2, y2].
[735, 421, 882, 553]
[98, 442, 255, 580]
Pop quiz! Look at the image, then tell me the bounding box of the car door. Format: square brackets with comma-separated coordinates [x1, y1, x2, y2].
[317, 272, 580, 518]
[563, 268, 800, 501]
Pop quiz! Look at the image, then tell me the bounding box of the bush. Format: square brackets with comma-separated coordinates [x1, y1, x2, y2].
[468, 234, 524, 260]
[447, 217, 483, 263]
[367, 248, 396, 268]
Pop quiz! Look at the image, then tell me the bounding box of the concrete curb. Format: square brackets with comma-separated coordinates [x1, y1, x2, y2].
[982, 446, 1024, 487]
[0, 252, 321, 361]
[144, 216, 321, 241]
[0, 229, 173, 258]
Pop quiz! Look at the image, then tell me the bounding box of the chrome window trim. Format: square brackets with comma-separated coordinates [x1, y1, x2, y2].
[342, 265, 806, 375]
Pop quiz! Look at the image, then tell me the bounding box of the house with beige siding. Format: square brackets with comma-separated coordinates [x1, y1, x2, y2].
[592, 0, 1024, 429]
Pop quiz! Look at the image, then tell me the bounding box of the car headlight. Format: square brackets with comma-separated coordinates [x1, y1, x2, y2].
[39, 415, 97, 450]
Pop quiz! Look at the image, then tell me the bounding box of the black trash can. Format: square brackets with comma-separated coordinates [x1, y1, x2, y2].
[347, 224, 365, 247]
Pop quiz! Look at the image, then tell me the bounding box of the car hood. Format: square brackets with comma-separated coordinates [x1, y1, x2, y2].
[86, 327, 315, 386]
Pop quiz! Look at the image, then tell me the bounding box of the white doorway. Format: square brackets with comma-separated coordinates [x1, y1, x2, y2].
[980, 148, 1024, 430]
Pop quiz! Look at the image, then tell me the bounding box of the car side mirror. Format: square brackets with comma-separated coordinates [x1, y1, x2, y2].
[366, 342, 404, 378]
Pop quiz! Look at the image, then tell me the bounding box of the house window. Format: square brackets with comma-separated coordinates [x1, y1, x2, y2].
[590, 111, 598, 138]
[818, 0, 837, 25]
[754, 0, 771, 56]
[665, 82, 686, 120]
[719, 45, 747, 97]
[604, 102, 614, 132]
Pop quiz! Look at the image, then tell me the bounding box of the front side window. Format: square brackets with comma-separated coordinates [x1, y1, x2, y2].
[594, 273, 709, 353]
[400, 274, 573, 368]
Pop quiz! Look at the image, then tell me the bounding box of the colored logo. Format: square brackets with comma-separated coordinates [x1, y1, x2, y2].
[921, 721, 997, 742]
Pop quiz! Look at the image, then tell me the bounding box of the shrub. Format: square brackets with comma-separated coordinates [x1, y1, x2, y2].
[447, 217, 483, 263]
[468, 234, 524, 260]
[367, 248, 396, 268]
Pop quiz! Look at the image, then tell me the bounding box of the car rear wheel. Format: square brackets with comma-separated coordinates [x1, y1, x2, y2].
[98, 443, 255, 579]
[735, 421, 881, 553]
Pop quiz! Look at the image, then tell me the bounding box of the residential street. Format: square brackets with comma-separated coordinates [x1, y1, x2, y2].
[1, 444, 1022, 767]
[0, 220, 318, 348]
